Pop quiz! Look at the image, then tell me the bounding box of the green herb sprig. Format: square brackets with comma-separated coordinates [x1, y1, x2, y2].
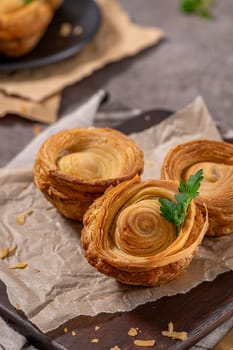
[180, 0, 215, 19]
[24, 0, 34, 4]
[159, 169, 203, 235]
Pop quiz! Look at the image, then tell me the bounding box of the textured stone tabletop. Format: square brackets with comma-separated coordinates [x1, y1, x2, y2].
[0, 0, 233, 349]
[1, 0, 233, 166]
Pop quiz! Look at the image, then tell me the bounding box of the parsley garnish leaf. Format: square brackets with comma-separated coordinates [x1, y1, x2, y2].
[159, 169, 203, 235]
[186, 169, 203, 196]
[159, 198, 177, 225]
[180, 0, 215, 19]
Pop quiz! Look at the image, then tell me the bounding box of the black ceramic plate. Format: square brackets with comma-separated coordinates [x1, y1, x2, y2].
[0, 0, 101, 72]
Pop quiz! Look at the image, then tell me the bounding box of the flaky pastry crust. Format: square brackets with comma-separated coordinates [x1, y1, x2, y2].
[161, 139, 233, 236]
[34, 128, 144, 220]
[81, 176, 208, 286]
[0, 0, 63, 57]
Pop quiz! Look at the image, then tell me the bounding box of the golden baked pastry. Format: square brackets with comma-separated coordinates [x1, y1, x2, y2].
[0, 0, 63, 57]
[81, 176, 208, 286]
[34, 128, 144, 221]
[161, 139, 233, 236]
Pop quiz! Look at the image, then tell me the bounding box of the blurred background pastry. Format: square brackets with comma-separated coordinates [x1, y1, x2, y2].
[0, 0, 63, 57]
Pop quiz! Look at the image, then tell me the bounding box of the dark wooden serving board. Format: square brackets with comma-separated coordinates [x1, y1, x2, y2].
[48, 270, 233, 350]
[0, 110, 233, 350]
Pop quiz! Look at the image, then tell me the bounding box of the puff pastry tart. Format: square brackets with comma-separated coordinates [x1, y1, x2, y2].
[81, 176, 208, 286]
[34, 128, 144, 221]
[161, 139, 233, 236]
[0, 0, 63, 57]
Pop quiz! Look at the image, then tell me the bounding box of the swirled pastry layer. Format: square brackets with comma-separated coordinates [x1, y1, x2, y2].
[0, 0, 63, 57]
[81, 176, 208, 286]
[34, 128, 144, 220]
[161, 139, 233, 236]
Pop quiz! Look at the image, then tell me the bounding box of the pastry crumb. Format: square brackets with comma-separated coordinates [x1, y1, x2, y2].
[128, 327, 138, 337]
[64, 327, 68, 334]
[145, 160, 154, 166]
[16, 209, 33, 225]
[144, 115, 151, 121]
[9, 262, 27, 269]
[9, 243, 17, 254]
[20, 104, 29, 114]
[71, 331, 76, 336]
[60, 22, 72, 37]
[16, 214, 26, 225]
[34, 268, 40, 273]
[134, 339, 156, 347]
[0, 244, 17, 259]
[73, 25, 83, 36]
[33, 124, 42, 136]
[15, 303, 21, 310]
[91, 338, 99, 343]
[162, 322, 188, 341]
[0, 247, 9, 260]
[95, 325, 100, 331]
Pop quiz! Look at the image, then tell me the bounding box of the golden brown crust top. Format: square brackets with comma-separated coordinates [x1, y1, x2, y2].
[81, 176, 208, 286]
[34, 127, 144, 220]
[161, 139, 233, 236]
[34, 127, 144, 191]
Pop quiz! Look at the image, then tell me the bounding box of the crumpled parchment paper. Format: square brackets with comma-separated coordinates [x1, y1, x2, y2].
[0, 97, 232, 333]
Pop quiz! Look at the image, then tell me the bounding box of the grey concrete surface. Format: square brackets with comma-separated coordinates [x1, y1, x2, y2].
[0, 0, 233, 349]
[106, 0, 233, 132]
[1, 0, 233, 166]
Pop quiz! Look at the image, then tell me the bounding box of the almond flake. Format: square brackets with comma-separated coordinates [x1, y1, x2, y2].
[91, 338, 99, 343]
[64, 327, 68, 334]
[9, 262, 28, 269]
[95, 325, 100, 331]
[133, 339, 156, 347]
[128, 327, 138, 337]
[162, 322, 188, 341]
[71, 331, 76, 336]
[110, 346, 121, 350]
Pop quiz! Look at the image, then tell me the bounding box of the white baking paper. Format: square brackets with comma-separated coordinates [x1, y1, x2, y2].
[0, 96, 232, 333]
